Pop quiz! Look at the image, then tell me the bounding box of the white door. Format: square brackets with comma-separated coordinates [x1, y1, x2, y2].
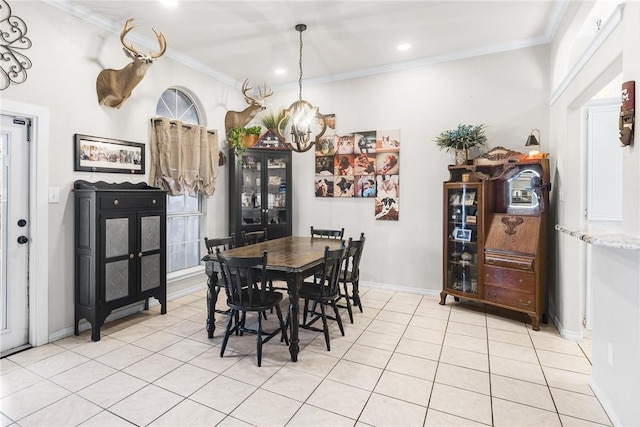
[0, 114, 30, 356]
[584, 100, 622, 330]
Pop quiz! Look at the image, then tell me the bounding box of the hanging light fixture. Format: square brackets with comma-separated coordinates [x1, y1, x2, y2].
[275, 24, 327, 153]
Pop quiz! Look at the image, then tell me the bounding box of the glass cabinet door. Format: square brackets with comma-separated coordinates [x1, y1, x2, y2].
[445, 185, 479, 296]
[266, 154, 288, 225]
[240, 155, 262, 226]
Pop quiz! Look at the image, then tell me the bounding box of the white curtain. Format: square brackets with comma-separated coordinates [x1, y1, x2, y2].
[149, 117, 219, 196]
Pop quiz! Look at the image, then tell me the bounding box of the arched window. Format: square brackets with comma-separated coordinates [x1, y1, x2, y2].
[156, 87, 203, 274]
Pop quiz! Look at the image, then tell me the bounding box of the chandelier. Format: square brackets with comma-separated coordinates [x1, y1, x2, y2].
[275, 24, 327, 153]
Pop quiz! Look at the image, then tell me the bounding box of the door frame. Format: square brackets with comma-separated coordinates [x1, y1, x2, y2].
[1, 99, 49, 347]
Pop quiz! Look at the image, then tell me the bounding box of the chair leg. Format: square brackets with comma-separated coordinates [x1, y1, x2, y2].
[332, 300, 345, 336]
[220, 309, 235, 357]
[256, 310, 263, 367]
[342, 282, 354, 323]
[353, 280, 363, 313]
[275, 305, 289, 345]
[302, 299, 310, 326]
[240, 312, 247, 336]
[319, 303, 331, 351]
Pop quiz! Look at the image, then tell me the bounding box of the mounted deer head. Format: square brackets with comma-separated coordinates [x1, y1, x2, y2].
[224, 79, 273, 136]
[96, 18, 166, 109]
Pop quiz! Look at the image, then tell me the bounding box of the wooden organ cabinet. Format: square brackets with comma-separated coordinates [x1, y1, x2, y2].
[440, 148, 551, 330]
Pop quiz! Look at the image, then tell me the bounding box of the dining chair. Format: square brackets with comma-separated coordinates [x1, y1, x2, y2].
[242, 228, 268, 246]
[337, 233, 366, 323]
[296, 244, 346, 351]
[203, 235, 236, 316]
[216, 248, 289, 367]
[310, 226, 344, 240]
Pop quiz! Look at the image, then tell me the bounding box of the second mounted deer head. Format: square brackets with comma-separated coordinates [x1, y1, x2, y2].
[96, 18, 167, 109]
[224, 79, 273, 136]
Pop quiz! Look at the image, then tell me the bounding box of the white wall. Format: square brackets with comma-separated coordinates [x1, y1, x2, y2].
[5, 3, 550, 341]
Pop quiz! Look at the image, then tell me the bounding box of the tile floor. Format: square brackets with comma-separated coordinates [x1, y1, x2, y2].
[1, 286, 611, 427]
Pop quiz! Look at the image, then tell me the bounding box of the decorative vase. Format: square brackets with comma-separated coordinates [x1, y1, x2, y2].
[242, 134, 258, 148]
[454, 149, 468, 165]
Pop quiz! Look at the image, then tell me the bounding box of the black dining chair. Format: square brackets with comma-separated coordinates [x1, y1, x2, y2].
[337, 233, 366, 323]
[216, 248, 289, 367]
[242, 228, 268, 246]
[296, 244, 346, 351]
[203, 235, 236, 316]
[310, 226, 344, 240]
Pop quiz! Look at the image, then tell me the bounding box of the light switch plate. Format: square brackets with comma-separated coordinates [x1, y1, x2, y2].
[48, 187, 60, 204]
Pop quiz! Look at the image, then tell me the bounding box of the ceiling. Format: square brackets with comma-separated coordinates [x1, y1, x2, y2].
[50, 0, 568, 90]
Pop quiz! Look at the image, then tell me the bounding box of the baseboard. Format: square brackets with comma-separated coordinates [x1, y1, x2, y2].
[48, 283, 208, 343]
[590, 378, 621, 426]
[360, 280, 441, 297]
[551, 313, 584, 341]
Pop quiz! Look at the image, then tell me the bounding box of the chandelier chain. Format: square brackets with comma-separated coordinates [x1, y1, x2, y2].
[298, 26, 303, 101]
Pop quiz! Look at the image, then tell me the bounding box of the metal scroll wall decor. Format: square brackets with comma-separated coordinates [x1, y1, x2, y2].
[0, 0, 32, 90]
[314, 114, 401, 221]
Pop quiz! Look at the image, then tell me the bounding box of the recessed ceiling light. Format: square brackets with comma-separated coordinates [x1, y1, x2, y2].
[159, 0, 178, 8]
[274, 68, 286, 75]
[397, 43, 411, 51]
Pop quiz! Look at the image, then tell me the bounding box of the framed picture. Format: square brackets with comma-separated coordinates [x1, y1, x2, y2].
[74, 134, 145, 174]
[453, 227, 472, 242]
[466, 215, 477, 224]
[464, 191, 476, 206]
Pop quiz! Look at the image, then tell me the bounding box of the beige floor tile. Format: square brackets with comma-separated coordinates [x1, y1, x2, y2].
[134, 330, 184, 352]
[0, 368, 43, 398]
[122, 353, 184, 382]
[49, 360, 116, 392]
[448, 310, 486, 326]
[287, 403, 355, 427]
[262, 366, 323, 401]
[163, 319, 205, 337]
[96, 343, 153, 370]
[52, 334, 91, 350]
[231, 388, 302, 427]
[70, 336, 128, 359]
[446, 321, 487, 339]
[307, 379, 371, 419]
[403, 325, 445, 345]
[306, 333, 355, 357]
[286, 349, 340, 377]
[365, 319, 407, 337]
[409, 314, 448, 332]
[373, 370, 433, 406]
[413, 307, 451, 321]
[190, 375, 257, 414]
[80, 410, 137, 426]
[386, 352, 438, 381]
[424, 409, 489, 426]
[0, 380, 70, 421]
[389, 293, 423, 305]
[153, 363, 217, 397]
[489, 355, 546, 385]
[6, 343, 65, 366]
[359, 392, 427, 426]
[355, 329, 400, 351]
[109, 384, 183, 426]
[364, 289, 395, 302]
[172, 294, 202, 305]
[485, 315, 528, 333]
[139, 312, 184, 330]
[355, 306, 380, 320]
[343, 344, 393, 369]
[395, 338, 442, 361]
[383, 302, 418, 315]
[327, 359, 383, 391]
[362, 299, 387, 310]
[18, 394, 102, 427]
[78, 371, 147, 408]
[492, 397, 561, 427]
[542, 366, 593, 395]
[375, 310, 412, 325]
[222, 356, 281, 387]
[578, 340, 593, 364]
[217, 415, 253, 426]
[439, 346, 489, 372]
[488, 327, 534, 347]
[25, 350, 90, 378]
[435, 363, 490, 395]
[428, 383, 492, 425]
[0, 357, 20, 375]
[166, 305, 207, 320]
[444, 332, 488, 354]
[559, 414, 611, 427]
[531, 334, 584, 356]
[536, 349, 592, 375]
[149, 399, 226, 426]
[490, 374, 555, 411]
[488, 340, 538, 364]
[550, 388, 612, 425]
[184, 347, 241, 373]
[108, 324, 157, 343]
[159, 338, 212, 362]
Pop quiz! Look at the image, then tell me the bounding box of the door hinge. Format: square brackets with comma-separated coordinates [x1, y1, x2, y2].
[584, 208, 588, 218]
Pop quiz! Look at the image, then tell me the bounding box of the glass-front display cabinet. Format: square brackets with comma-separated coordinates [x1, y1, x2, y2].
[229, 148, 292, 244]
[443, 183, 483, 298]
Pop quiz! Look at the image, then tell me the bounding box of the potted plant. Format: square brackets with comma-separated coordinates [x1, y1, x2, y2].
[434, 123, 487, 165]
[258, 109, 284, 130]
[228, 125, 263, 161]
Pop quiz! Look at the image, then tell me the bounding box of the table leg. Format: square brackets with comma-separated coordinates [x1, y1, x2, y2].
[287, 274, 300, 362]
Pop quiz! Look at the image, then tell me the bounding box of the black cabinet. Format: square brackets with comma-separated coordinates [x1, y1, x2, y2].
[74, 180, 167, 341]
[229, 148, 292, 243]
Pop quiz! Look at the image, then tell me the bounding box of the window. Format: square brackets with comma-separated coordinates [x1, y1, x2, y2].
[156, 88, 203, 273]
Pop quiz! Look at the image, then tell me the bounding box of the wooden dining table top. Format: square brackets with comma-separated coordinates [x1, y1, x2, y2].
[220, 236, 343, 273]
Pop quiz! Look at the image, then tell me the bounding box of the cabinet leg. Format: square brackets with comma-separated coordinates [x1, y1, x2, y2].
[542, 313, 549, 324]
[530, 314, 540, 331]
[439, 291, 448, 305]
[144, 298, 149, 310]
[454, 297, 460, 302]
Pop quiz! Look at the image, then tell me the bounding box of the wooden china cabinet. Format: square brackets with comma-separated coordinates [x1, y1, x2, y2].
[440, 147, 551, 330]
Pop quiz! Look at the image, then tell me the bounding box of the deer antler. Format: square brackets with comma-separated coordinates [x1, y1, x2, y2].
[119, 18, 166, 59]
[241, 78, 273, 104]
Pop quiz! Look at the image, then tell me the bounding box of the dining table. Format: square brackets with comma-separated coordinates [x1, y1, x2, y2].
[201, 235, 344, 362]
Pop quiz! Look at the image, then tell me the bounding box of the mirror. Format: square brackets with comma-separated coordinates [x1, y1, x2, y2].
[507, 169, 540, 213]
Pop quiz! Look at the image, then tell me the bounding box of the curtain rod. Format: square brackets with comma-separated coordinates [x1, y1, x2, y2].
[151, 118, 216, 135]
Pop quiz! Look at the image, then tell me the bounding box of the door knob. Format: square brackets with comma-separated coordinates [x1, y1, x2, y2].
[17, 236, 28, 244]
